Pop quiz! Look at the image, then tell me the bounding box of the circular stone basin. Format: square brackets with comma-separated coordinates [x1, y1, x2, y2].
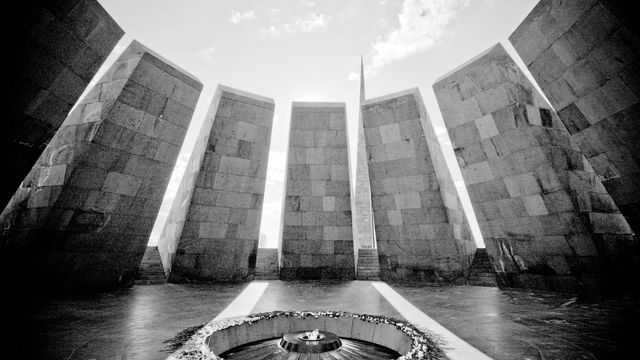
[280, 330, 341, 353]
[168, 311, 444, 360]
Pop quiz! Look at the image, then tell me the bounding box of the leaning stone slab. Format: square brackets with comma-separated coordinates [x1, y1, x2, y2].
[280, 102, 355, 280]
[434, 43, 636, 295]
[509, 0, 640, 234]
[168, 85, 274, 282]
[0, 40, 202, 290]
[4, 0, 124, 209]
[362, 88, 476, 283]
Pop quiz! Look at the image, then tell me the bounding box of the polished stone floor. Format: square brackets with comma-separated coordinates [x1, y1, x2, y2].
[6, 281, 637, 359]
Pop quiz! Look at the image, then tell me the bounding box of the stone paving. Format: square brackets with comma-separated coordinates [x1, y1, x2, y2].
[6, 281, 636, 359]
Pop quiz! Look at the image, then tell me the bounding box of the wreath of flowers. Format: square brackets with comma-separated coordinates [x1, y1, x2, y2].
[169, 310, 445, 360]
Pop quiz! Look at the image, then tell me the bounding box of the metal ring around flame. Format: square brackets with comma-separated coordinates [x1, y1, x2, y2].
[296, 333, 326, 341]
[280, 330, 341, 353]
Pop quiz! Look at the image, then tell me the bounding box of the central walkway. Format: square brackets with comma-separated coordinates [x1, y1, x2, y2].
[8, 281, 636, 359]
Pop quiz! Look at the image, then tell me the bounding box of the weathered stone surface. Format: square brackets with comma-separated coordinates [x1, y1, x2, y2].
[434, 44, 636, 295]
[362, 88, 476, 283]
[0, 41, 201, 290]
[168, 86, 274, 282]
[510, 0, 640, 234]
[281, 102, 355, 280]
[4, 0, 124, 209]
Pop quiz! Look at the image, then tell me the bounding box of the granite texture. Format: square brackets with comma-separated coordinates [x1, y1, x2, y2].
[0, 41, 201, 290]
[169, 86, 274, 282]
[362, 89, 476, 283]
[4, 0, 124, 208]
[280, 102, 355, 280]
[434, 44, 636, 295]
[509, 0, 640, 234]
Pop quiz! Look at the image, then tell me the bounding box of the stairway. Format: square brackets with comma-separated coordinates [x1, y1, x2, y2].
[255, 248, 279, 280]
[134, 246, 167, 285]
[467, 248, 497, 287]
[357, 248, 380, 280]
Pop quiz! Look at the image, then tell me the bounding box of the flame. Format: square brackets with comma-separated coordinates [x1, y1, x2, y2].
[305, 329, 320, 340]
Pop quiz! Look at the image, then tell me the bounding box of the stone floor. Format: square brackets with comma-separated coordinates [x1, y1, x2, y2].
[6, 281, 637, 359]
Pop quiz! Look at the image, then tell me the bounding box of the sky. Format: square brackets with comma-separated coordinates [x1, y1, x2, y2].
[92, 0, 540, 248]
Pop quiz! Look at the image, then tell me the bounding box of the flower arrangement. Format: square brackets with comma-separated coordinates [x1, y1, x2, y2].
[168, 310, 444, 360]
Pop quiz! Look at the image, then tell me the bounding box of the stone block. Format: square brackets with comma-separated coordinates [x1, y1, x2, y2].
[463, 161, 493, 185]
[522, 194, 549, 216]
[504, 172, 542, 197]
[475, 114, 500, 139]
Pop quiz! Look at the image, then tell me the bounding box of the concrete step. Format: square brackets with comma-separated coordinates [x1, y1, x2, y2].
[466, 248, 497, 287]
[134, 279, 166, 285]
[357, 248, 381, 281]
[358, 271, 380, 275]
[135, 246, 167, 285]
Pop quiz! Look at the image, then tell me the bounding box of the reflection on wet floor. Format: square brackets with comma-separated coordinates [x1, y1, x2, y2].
[7, 281, 637, 359]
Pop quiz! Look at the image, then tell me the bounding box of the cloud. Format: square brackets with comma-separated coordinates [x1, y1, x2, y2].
[229, 10, 256, 24]
[288, 12, 327, 33]
[370, 0, 470, 73]
[259, 26, 281, 37]
[260, 12, 328, 37]
[300, 0, 316, 7]
[194, 46, 215, 62]
[483, 0, 496, 8]
[348, 72, 360, 82]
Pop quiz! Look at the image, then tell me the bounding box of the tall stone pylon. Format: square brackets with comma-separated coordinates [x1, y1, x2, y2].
[362, 88, 476, 282]
[5, 0, 124, 209]
[0, 41, 202, 290]
[354, 56, 375, 248]
[168, 86, 274, 282]
[509, 0, 640, 235]
[281, 102, 355, 280]
[434, 44, 635, 295]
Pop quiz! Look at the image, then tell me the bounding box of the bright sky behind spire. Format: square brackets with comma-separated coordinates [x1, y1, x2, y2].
[93, 0, 539, 248]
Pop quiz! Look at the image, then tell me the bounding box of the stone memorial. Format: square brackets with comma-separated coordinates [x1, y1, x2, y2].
[362, 88, 476, 282]
[281, 102, 355, 280]
[434, 44, 635, 294]
[5, 0, 124, 208]
[169, 86, 274, 281]
[510, 0, 640, 234]
[0, 41, 202, 290]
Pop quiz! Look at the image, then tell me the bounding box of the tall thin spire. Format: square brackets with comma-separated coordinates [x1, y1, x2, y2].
[359, 55, 365, 103]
